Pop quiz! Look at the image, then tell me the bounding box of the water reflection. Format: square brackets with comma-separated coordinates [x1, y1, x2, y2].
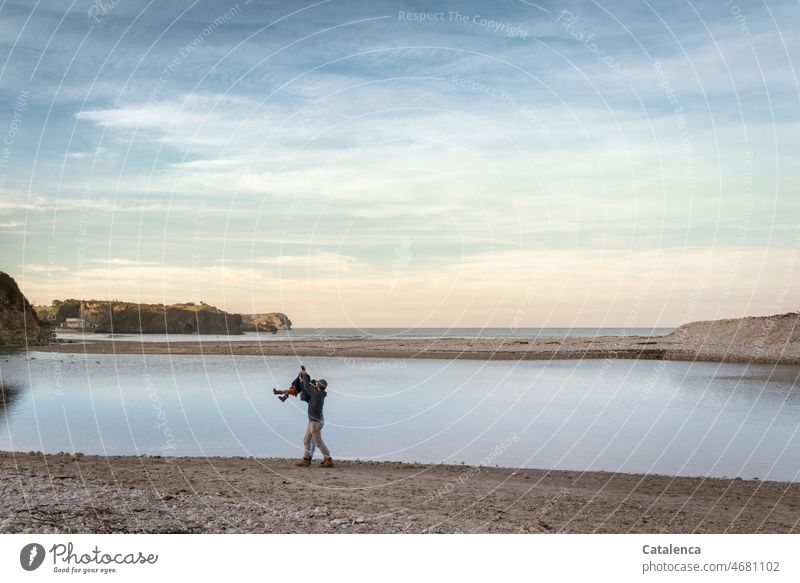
[0, 383, 23, 427]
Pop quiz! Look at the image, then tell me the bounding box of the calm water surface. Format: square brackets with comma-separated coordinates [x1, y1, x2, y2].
[1, 351, 798, 481]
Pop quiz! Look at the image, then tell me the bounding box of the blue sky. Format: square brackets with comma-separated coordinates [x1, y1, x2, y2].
[0, 0, 797, 327]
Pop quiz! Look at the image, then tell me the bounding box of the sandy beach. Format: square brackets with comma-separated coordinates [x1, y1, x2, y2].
[1, 452, 798, 534]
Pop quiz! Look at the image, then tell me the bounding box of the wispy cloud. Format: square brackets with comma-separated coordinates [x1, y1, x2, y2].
[218, 252, 370, 272]
[89, 258, 161, 266]
[65, 146, 110, 160]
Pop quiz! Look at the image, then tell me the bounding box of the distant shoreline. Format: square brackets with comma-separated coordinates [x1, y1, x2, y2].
[31, 334, 800, 365]
[23, 313, 800, 365]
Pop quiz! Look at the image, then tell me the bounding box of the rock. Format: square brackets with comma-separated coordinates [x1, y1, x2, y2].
[0, 272, 51, 346]
[239, 312, 292, 332]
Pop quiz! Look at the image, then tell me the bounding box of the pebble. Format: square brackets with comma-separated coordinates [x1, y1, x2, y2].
[0, 463, 430, 534]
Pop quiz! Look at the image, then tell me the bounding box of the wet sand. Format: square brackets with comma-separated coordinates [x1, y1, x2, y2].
[1, 452, 798, 534]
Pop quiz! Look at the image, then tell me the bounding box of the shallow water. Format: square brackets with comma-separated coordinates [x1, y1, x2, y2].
[1, 351, 798, 481]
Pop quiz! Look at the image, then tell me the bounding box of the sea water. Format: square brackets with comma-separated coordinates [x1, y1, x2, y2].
[1, 351, 798, 481]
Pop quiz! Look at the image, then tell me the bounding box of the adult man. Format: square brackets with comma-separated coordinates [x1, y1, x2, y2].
[295, 372, 334, 468]
[273, 366, 317, 457]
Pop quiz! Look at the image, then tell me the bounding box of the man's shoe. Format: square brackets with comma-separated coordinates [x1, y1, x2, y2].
[320, 458, 334, 468]
[279, 395, 288, 402]
[272, 388, 281, 395]
[296, 458, 311, 467]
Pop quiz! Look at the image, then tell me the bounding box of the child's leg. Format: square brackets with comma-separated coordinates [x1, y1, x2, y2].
[275, 382, 300, 402]
[274, 386, 293, 402]
[274, 386, 298, 396]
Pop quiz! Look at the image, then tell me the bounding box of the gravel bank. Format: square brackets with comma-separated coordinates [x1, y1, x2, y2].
[1, 452, 798, 534]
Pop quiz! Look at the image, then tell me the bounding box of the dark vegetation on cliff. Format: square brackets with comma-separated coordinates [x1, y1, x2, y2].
[33, 298, 292, 335]
[84, 301, 244, 334]
[0, 272, 50, 346]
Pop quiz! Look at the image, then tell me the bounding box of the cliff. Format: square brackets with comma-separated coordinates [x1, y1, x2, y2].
[240, 312, 292, 333]
[0, 272, 51, 346]
[35, 300, 244, 335]
[81, 301, 243, 335]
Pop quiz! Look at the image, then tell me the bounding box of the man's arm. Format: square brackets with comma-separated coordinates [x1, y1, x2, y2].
[299, 379, 310, 402]
[298, 373, 313, 399]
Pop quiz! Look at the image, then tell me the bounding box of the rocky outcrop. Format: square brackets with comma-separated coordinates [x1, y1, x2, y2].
[240, 312, 292, 333]
[77, 301, 244, 334]
[0, 272, 51, 346]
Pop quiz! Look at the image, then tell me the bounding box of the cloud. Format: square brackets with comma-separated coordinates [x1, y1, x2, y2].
[24, 264, 68, 274]
[74, 94, 280, 154]
[65, 147, 110, 160]
[89, 258, 161, 266]
[0, 193, 50, 213]
[219, 252, 370, 272]
[169, 158, 249, 170]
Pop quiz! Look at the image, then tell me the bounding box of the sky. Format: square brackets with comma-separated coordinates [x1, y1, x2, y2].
[0, 0, 798, 328]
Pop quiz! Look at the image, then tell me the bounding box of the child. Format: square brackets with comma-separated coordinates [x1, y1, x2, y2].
[273, 366, 308, 402]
